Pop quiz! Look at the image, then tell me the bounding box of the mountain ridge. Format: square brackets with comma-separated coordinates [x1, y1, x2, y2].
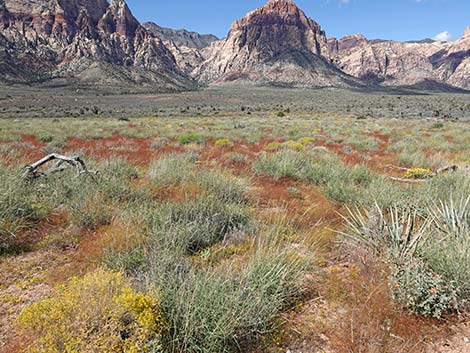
[1, 0, 469, 91]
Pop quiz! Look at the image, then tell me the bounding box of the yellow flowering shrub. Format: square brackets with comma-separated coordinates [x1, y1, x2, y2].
[404, 168, 434, 179]
[215, 138, 231, 147]
[264, 141, 305, 151]
[298, 137, 315, 145]
[284, 141, 305, 151]
[264, 142, 283, 151]
[16, 269, 166, 353]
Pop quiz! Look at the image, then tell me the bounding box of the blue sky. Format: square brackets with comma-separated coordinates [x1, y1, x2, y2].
[126, 0, 470, 42]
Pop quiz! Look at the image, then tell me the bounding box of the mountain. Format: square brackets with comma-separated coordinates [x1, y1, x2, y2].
[142, 22, 217, 75]
[195, 0, 360, 88]
[1, 0, 469, 91]
[143, 22, 218, 49]
[329, 28, 470, 90]
[0, 0, 192, 90]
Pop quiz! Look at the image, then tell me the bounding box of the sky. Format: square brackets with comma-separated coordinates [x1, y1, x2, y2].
[126, 0, 470, 42]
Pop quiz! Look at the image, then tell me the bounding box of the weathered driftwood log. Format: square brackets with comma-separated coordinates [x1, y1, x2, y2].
[386, 164, 470, 183]
[23, 154, 98, 179]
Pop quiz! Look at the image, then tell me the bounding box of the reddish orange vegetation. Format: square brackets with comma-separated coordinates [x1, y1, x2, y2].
[324, 261, 440, 353]
[64, 133, 184, 166]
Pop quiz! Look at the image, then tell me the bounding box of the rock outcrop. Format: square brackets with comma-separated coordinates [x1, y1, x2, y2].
[329, 28, 470, 90]
[143, 22, 218, 49]
[0, 0, 192, 89]
[196, 0, 359, 87]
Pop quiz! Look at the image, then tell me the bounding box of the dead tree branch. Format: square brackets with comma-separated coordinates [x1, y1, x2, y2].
[23, 154, 98, 179]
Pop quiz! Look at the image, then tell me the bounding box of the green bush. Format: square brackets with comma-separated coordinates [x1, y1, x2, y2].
[149, 153, 198, 186]
[342, 197, 470, 318]
[177, 132, 204, 145]
[391, 259, 459, 319]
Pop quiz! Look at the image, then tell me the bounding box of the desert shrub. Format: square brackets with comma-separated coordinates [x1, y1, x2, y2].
[283, 140, 305, 151]
[148, 153, 198, 186]
[177, 132, 204, 145]
[16, 269, 166, 353]
[70, 193, 113, 230]
[397, 151, 431, 169]
[419, 172, 470, 204]
[422, 197, 470, 298]
[196, 169, 249, 204]
[152, 196, 252, 254]
[149, 154, 248, 204]
[391, 259, 459, 318]
[215, 138, 231, 147]
[0, 167, 48, 253]
[224, 152, 248, 165]
[404, 168, 434, 180]
[254, 149, 396, 205]
[37, 133, 54, 143]
[298, 137, 315, 145]
[151, 138, 169, 149]
[156, 250, 307, 353]
[263, 142, 283, 151]
[432, 122, 445, 129]
[341, 204, 430, 260]
[423, 236, 470, 301]
[344, 135, 379, 151]
[105, 247, 149, 275]
[254, 150, 308, 180]
[342, 198, 469, 318]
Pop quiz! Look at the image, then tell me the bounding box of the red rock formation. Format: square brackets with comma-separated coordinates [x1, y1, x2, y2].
[0, 0, 191, 89]
[197, 0, 358, 87]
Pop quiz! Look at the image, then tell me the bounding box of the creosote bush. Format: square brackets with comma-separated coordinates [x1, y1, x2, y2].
[17, 269, 167, 353]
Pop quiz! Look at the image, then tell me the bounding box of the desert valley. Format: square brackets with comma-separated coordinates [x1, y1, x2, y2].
[0, 0, 470, 352]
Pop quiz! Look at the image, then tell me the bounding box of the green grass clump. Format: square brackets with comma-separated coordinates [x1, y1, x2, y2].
[0, 168, 45, 253]
[149, 153, 199, 186]
[151, 196, 252, 254]
[177, 132, 204, 145]
[149, 154, 249, 204]
[160, 251, 306, 353]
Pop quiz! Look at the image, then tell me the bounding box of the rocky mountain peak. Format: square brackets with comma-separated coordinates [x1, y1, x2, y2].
[231, 0, 323, 37]
[462, 26, 470, 39]
[196, 0, 358, 87]
[99, 0, 139, 36]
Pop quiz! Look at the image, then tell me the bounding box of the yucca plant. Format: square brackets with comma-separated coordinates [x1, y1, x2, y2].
[426, 196, 470, 239]
[340, 203, 431, 260]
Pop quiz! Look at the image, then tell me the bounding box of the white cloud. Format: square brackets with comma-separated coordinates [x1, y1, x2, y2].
[433, 31, 452, 42]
